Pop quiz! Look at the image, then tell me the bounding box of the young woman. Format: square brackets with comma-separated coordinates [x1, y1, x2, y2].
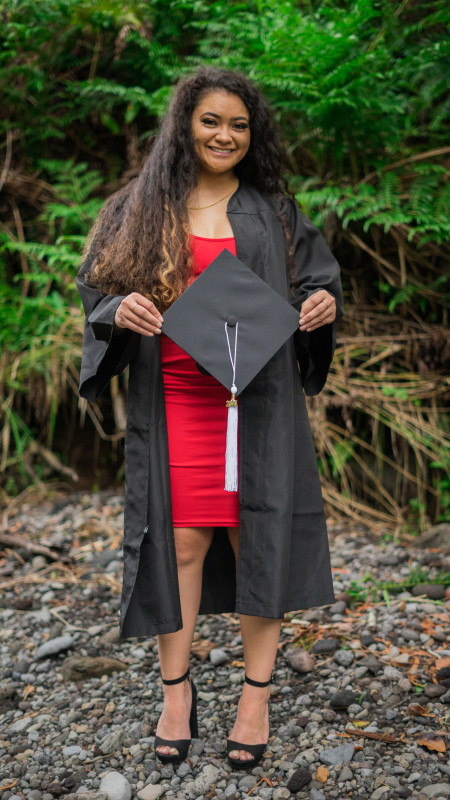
[77, 66, 343, 769]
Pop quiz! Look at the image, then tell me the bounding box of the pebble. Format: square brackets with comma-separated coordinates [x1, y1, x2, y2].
[319, 744, 355, 765]
[333, 649, 354, 667]
[35, 635, 74, 659]
[285, 647, 315, 673]
[287, 767, 311, 791]
[192, 764, 220, 794]
[136, 785, 168, 800]
[99, 772, 132, 800]
[209, 648, 228, 666]
[310, 638, 339, 655]
[1, 490, 449, 800]
[411, 584, 445, 599]
[329, 690, 360, 709]
[421, 785, 450, 798]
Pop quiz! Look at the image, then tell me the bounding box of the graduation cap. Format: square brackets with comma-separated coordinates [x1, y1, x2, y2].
[161, 249, 300, 491]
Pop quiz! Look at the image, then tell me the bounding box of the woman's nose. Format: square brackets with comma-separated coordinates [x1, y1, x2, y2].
[215, 127, 233, 143]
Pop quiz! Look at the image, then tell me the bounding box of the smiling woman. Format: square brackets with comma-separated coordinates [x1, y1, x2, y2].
[76, 66, 343, 770]
[188, 92, 251, 236]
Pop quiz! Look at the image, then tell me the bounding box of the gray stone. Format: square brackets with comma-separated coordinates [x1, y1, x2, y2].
[415, 523, 450, 550]
[99, 773, 132, 800]
[333, 649, 354, 667]
[67, 795, 107, 800]
[224, 785, 237, 798]
[338, 766, 353, 782]
[361, 655, 381, 674]
[371, 788, 390, 800]
[273, 790, 290, 800]
[421, 785, 450, 798]
[393, 653, 410, 665]
[35, 635, 74, 659]
[8, 716, 33, 733]
[424, 684, 447, 698]
[406, 772, 421, 783]
[285, 647, 315, 673]
[411, 583, 446, 600]
[192, 765, 220, 795]
[329, 601, 347, 614]
[383, 665, 402, 680]
[136, 785, 168, 800]
[319, 743, 355, 765]
[26, 609, 52, 623]
[63, 745, 82, 757]
[310, 638, 339, 655]
[209, 648, 228, 666]
[287, 767, 311, 792]
[329, 690, 360, 709]
[309, 791, 326, 800]
[176, 762, 190, 778]
[295, 693, 313, 706]
[99, 730, 126, 754]
[402, 628, 420, 641]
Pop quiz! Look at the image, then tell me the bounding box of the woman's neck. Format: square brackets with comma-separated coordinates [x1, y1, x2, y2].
[193, 169, 237, 197]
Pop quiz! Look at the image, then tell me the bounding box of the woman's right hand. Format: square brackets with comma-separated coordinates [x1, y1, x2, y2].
[114, 292, 163, 336]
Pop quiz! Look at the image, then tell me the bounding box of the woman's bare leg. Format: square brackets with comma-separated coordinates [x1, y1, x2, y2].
[155, 526, 213, 756]
[227, 527, 282, 763]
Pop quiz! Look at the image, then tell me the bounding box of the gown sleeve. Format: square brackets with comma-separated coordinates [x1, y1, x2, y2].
[76, 252, 139, 401]
[283, 197, 344, 396]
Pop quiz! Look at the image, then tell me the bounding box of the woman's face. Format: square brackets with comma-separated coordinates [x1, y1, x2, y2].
[191, 90, 251, 177]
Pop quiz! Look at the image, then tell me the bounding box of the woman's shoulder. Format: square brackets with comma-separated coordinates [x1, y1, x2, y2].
[231, 182, 291, 215]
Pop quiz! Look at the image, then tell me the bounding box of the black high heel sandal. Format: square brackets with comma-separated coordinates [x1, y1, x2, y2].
[154, 668, 198, 765]
[227, 673, 272, 770]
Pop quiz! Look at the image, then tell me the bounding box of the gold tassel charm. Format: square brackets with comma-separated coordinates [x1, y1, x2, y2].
[226, 392, 237, 408]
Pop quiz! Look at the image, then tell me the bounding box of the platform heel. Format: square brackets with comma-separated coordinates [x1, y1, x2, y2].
[154, 668, 198, 764]
[227, 674, 272, 770]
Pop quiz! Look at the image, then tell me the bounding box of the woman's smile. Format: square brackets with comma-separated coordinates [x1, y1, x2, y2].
[192, 90, 251, 175]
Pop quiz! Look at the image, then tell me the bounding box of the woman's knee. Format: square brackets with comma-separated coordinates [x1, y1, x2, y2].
[174, 527, 213, 570]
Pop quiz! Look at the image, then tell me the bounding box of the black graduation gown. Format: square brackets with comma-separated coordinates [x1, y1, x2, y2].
[76, 182, 344, 640]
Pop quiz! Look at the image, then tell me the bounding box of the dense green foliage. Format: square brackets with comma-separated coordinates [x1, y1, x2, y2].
[1, 0, 449, 528]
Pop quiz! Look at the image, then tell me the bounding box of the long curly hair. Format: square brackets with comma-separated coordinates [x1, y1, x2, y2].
[84, 66, 293, 310]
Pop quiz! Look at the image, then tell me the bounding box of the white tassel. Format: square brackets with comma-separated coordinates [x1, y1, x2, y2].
[225, 384, 238, 492]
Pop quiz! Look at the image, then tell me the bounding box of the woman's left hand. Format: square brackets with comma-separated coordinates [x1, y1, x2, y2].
[299, 289, 336, 332]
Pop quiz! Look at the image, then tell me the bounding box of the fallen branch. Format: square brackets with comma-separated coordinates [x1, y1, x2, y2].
[0, 531, 60, 560]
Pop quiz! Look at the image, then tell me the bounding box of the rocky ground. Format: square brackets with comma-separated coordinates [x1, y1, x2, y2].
[0, 490, 449, 800]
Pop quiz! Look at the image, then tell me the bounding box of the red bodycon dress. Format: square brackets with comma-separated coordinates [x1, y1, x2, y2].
[160, 235, 240, 528]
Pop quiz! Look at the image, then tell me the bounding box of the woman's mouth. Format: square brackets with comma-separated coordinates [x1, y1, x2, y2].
[207, 146, 235, 155]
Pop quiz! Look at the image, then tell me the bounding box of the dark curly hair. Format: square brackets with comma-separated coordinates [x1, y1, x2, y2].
[85, 66, 293, 310]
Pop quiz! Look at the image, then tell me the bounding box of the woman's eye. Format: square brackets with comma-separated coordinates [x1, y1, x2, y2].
[234, 124, 248, 131]
[203, 118, 216, 126]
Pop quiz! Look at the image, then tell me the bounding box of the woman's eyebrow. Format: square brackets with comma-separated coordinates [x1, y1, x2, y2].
[200, 112, 249, 121]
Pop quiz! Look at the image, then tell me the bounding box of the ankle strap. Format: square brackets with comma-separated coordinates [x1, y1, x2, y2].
[161, 668, 190, 685]
[244, 673, 273, 687]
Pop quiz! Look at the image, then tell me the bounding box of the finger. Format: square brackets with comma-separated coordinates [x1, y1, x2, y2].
[131, 305, 163, 334]
[129, 293, 164, 322]
[300, 290, 328, 317]
[301, 299, 330, 322]
[120, 318, 157, 337]
[300, 301, 335, 328]
[300, 310, 336, 332]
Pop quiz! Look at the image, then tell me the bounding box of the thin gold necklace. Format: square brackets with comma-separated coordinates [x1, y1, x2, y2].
[187, 180, 239, 211]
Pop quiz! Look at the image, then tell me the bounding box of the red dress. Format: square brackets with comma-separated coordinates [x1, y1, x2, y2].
[160, 235, 240, 527]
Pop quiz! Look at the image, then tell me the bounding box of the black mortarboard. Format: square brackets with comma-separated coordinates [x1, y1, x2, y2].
[161, 249, 300, 492]
[162, 249, 300, 395]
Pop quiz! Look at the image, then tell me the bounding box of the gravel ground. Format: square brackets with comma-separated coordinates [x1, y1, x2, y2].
[0, 490, 449, 800]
